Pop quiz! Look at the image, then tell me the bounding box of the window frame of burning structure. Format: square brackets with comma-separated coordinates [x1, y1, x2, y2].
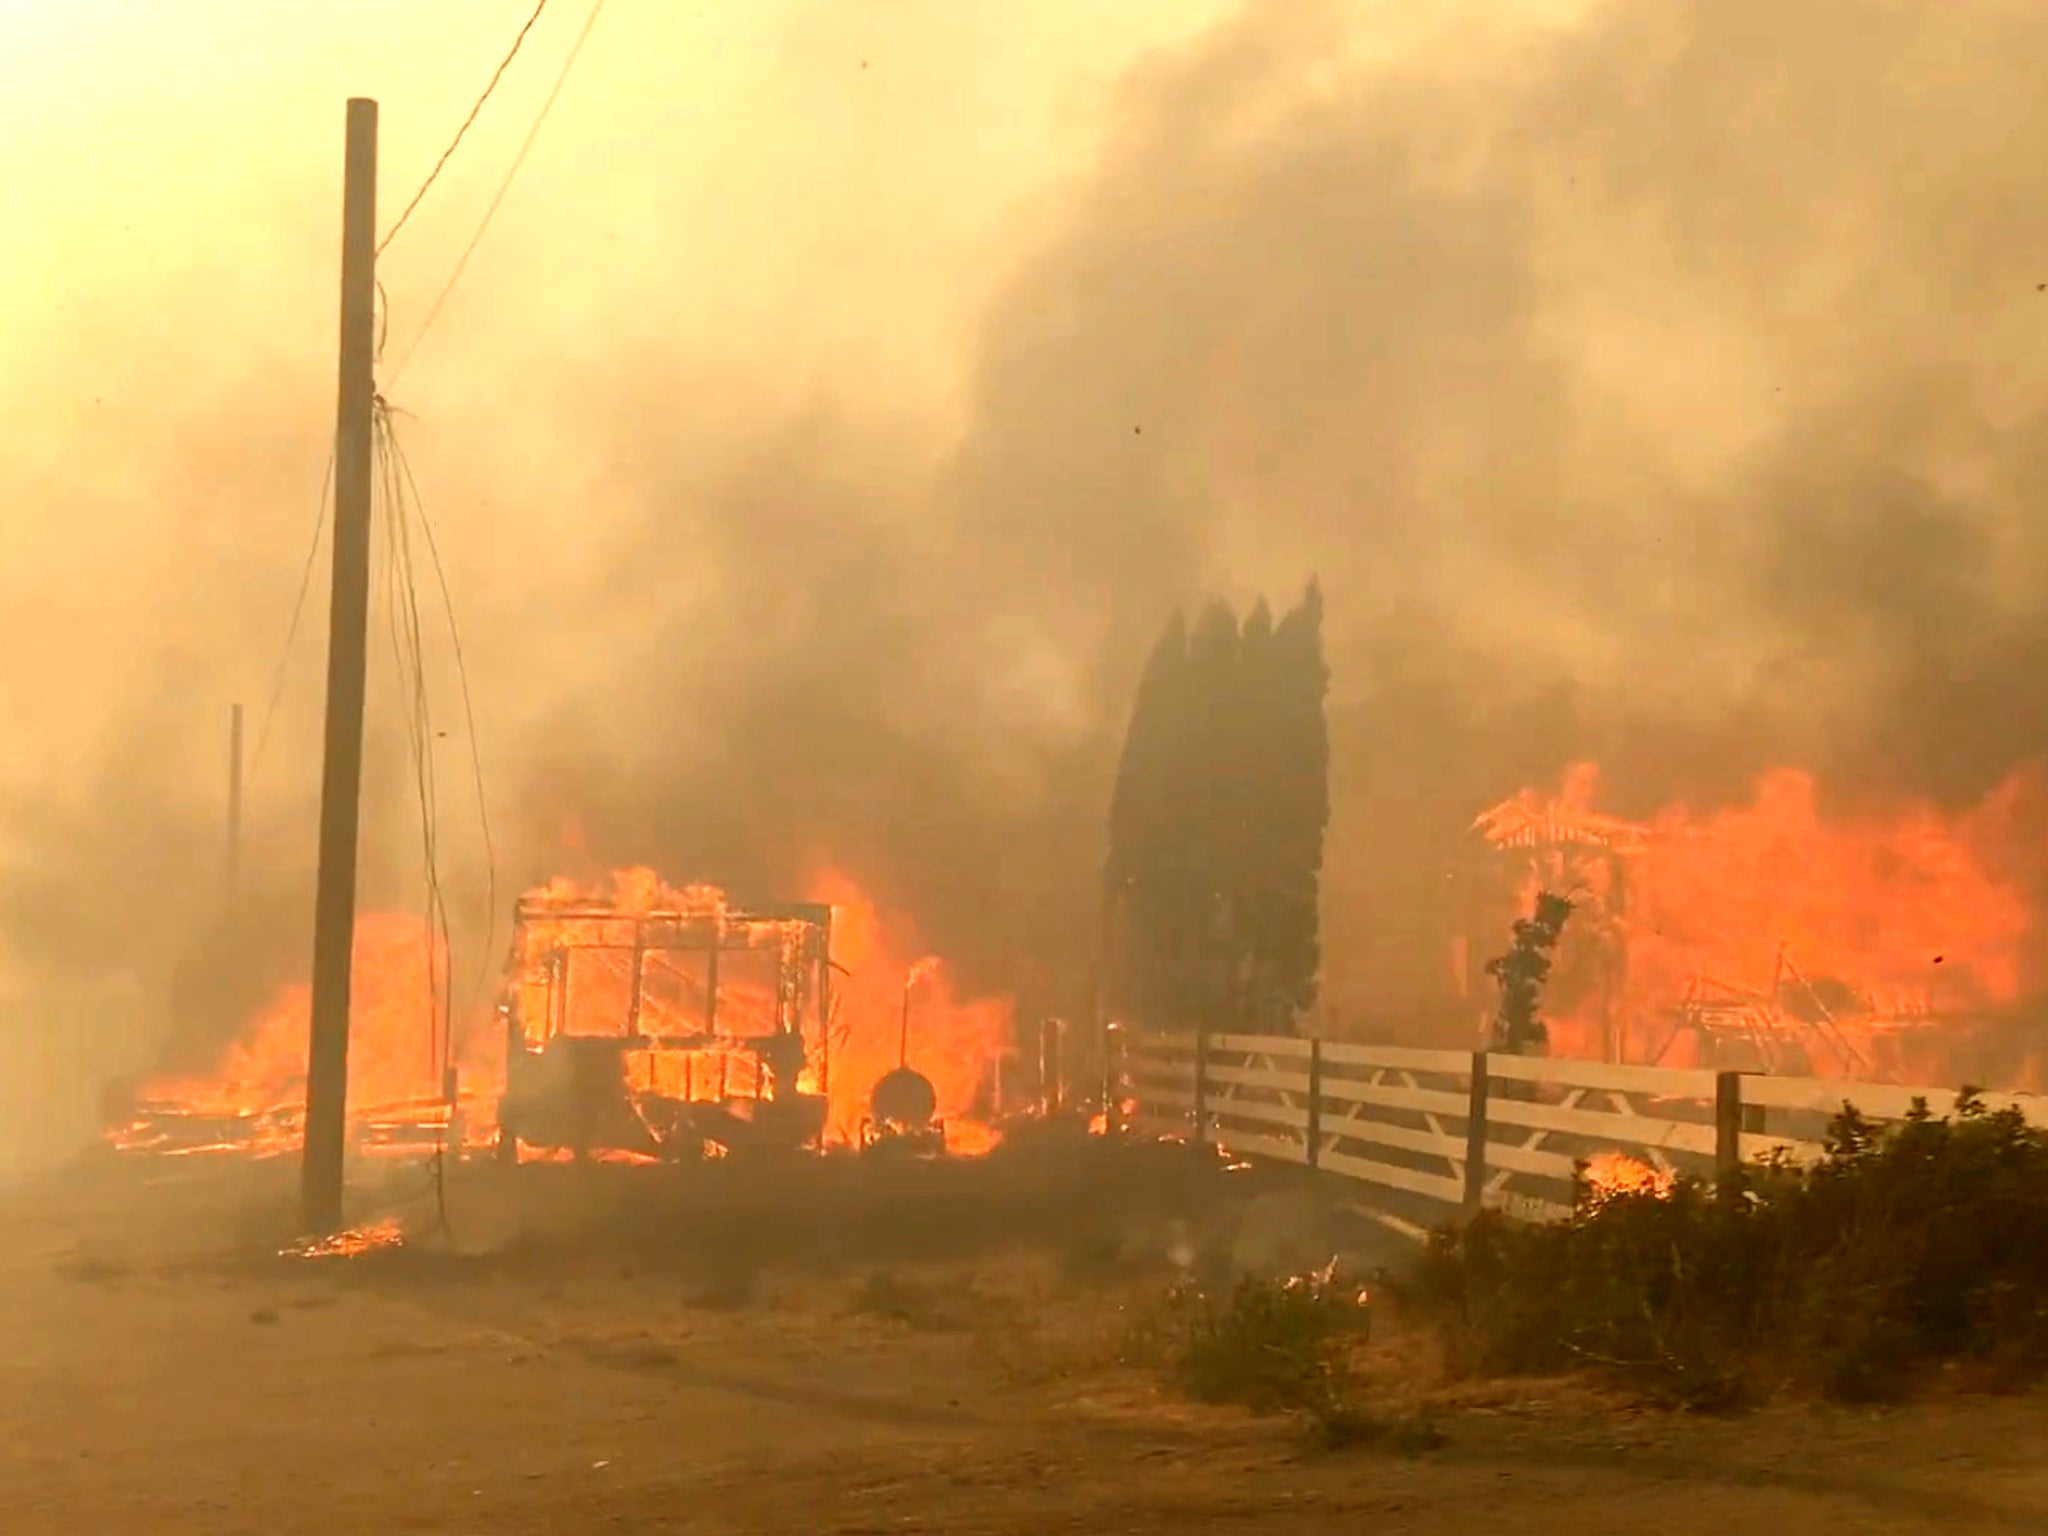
[506, 898, 835, 1098]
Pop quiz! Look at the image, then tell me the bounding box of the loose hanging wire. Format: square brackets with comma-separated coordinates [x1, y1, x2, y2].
[305, 0, 601, 1218]
[378, 0, 556, 258]
[373, 407, 450, 1221]
[387, 0, 609, 384]
[372, 398, 503, 1236]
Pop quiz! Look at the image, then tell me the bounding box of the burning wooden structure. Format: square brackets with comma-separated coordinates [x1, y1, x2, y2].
[495, 881, 835, 1161]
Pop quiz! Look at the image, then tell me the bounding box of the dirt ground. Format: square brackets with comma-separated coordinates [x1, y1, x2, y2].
[6, 1143, 2048, 1535]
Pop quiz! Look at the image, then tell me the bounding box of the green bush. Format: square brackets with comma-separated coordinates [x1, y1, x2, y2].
[1408, 1092, 2048, 1405]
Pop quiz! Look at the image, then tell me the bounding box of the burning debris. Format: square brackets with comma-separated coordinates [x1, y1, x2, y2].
[105, 911, 482, 1161]
[280, 1218, 406, 1260]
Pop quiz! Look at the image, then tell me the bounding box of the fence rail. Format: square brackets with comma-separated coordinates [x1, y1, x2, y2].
[1121, 1029, 2046, 1234]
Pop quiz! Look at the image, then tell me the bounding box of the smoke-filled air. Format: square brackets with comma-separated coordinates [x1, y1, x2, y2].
[7, 0, 2048, 1170]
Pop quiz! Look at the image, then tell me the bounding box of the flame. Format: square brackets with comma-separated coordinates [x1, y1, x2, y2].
[281, 1217, 406, 1260]
[107, 864, 1012, 1161]
[109, 913, 499, 1158]
[807, 868, 1013, 1149]
[1579, 1150, 1675, 1204]
[505, 866, 814, 1114]
[1478, 763, 2048, 1084]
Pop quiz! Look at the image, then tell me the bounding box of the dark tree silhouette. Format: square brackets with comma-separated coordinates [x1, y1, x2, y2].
[1262, 581, 1330, 1030]
[1486, 892, 1575, 1054]
[1105, 611, 1195, 1030]
[1105, 581, 1330, 1035]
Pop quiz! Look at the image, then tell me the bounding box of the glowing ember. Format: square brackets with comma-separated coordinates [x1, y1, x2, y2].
[281, 1218, 405, 1260]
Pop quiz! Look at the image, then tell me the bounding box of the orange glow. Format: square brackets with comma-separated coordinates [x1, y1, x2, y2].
[1479, 764, 2048, 1083]
[109, 913, 501, 1158]
[281, 1218, 406, 1260]
[806, 868, 1013, 1150]
[505, 867, 818, 1119]
[1578, 1150, 1675, 1204]
[109, 864, 1012, 1160]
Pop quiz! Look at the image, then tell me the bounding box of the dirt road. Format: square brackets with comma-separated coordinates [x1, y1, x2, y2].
[5, 1151, 2048, 1535]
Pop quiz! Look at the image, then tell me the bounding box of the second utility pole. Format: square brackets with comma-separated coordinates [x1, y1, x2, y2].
[224, 701, 243, 904]
[302, 96, 378, 1236]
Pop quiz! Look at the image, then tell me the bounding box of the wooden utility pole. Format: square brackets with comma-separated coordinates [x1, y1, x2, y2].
[302, 97, 379, 1236]
[224, 702, 244, 903]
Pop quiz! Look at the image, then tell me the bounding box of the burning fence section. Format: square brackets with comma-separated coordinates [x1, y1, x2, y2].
[1469, 763, 2048, 1086]
[105, 866, 1018, 1161]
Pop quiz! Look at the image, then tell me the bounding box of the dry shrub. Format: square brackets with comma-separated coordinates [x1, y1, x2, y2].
[1409, 1092, 2048, 1405]
[1124, 1265, 1417, 1446]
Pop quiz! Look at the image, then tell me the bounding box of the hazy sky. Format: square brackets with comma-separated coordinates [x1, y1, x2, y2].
[6, 0, 2048, 1161]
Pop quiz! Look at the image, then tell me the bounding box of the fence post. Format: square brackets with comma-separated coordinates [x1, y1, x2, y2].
[1305, 1036, 1323, 1169]
[1193, 1029, 1210, 1146]
[1715, 1070, 1745, 1199]
[1101, 1022, 1124, 1136]
[1463, 1050, 1490, 1216]
[1040, 1016, 1063, 1117]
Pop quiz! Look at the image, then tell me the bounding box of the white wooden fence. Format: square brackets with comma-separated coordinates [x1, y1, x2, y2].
[1121, 1031, 2047, 1235]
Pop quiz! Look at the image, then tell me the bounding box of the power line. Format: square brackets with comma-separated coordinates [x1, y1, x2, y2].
[373, 403, 459, 1236]
[385, 412, 501, 1015]
[386, 0, 609, 383]
[247, 446, 336, 786]
[378, 0, 555, 257]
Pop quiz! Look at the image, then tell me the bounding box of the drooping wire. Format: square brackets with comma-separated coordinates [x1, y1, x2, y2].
[247, 446, 336, 788]
[373, 402, 458, 1235]
[384, 418, 500, 1016]
[386, 0, 609, 384]
[377, 0, 555, 258]
[373, 403, 503, 1239]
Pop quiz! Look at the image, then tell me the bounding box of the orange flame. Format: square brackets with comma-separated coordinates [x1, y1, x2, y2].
[1579, 1150, 1675, 1204]
[108, 866, 1013, 1160]
[1479, 763, 2048, 1083]
[109, 913, 494, 1158]
[807, 868, 1013, 1148]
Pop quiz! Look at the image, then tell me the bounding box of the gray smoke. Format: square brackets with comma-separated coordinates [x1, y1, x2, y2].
[540, 0, 2048, 1020]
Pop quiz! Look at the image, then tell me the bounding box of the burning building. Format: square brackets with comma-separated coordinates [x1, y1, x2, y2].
[1462, 764, 2047, 1086]
[107, 866, 1018, 1163]
[493, 871, 835, 1161]
[1465, 763, 1650, 1063]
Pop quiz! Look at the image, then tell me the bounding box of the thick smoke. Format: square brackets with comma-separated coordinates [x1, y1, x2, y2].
[542, 0, 2048, 1024]
[10, 0, 2048, 1161]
